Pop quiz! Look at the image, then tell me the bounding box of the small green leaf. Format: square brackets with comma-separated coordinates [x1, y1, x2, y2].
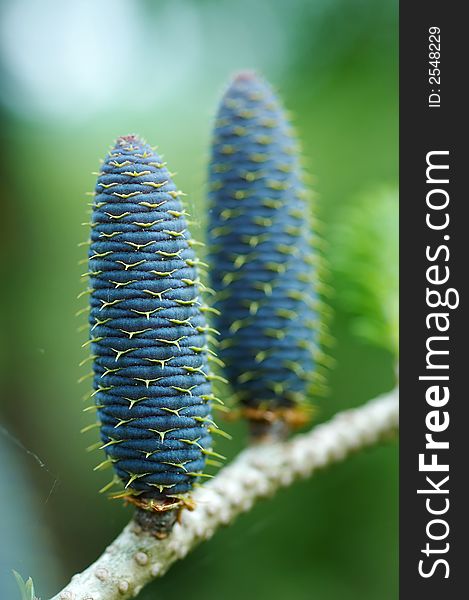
[12, 570, 36, 600]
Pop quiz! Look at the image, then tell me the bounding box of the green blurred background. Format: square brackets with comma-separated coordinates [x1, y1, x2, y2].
[0, 0, 398, 598]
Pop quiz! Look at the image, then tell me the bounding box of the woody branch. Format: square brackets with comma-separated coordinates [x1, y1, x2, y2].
[51, 387, 399, 600]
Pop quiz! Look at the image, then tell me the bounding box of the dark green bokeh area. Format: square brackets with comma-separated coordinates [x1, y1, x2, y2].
[0, 0, 397, 598]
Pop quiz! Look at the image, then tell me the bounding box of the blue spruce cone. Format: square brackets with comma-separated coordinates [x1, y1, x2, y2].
[84, 135, 218, 516]
[207, 73, 327, 437]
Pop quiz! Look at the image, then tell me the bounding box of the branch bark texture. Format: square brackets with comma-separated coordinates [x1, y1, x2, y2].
[51, 388, 399, 600]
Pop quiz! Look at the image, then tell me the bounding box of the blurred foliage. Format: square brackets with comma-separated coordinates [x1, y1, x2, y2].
[0, 434, 62, 599]
[331, 187, 399, 356]
[0, 0, 397, 599]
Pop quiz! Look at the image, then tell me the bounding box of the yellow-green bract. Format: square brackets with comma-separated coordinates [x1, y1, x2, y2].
[207, 73, 328, 436]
